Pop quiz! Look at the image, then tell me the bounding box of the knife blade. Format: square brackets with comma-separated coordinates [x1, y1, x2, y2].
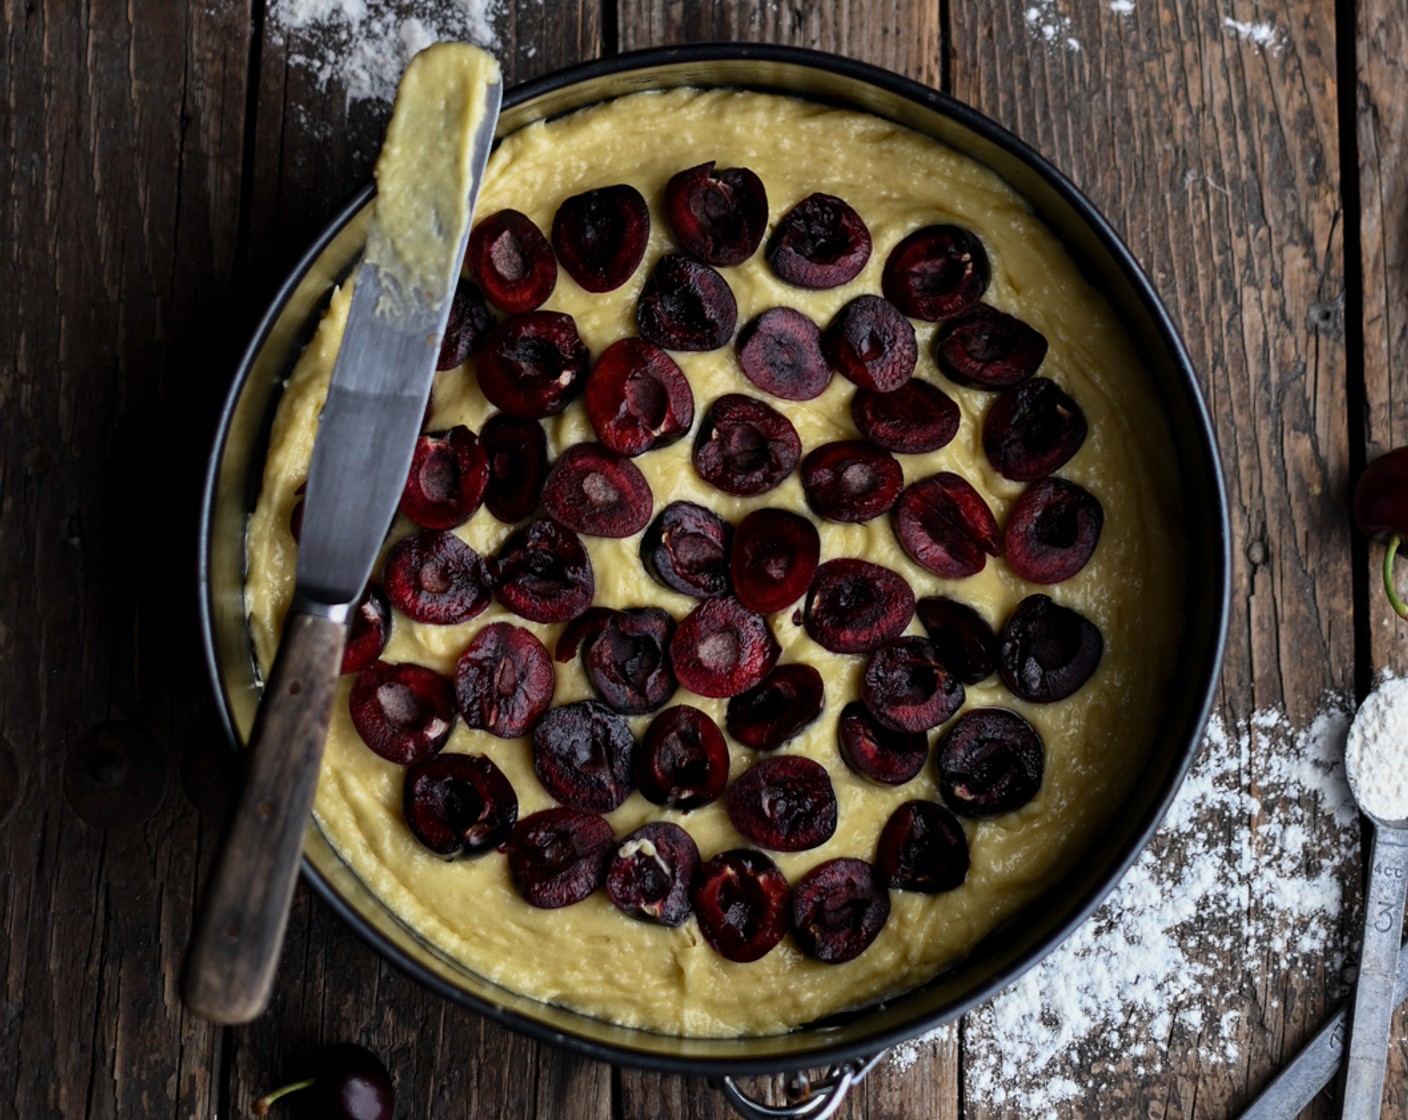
[183, 43, 502, 1025]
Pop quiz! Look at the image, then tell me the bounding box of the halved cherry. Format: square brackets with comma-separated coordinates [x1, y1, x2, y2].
[399, 426, 490, 530]
[664, 161, 768, 267]
[636, 705, 730, 808]
[585, 338, 695, 457]
[481, 413, 549, 524]
[982, 378, 1087, 481]
[403, 753, 518, 857]
[606, 821, 701, 927]
[791, 857, 890, 964]
[725, 663, 825, 751]
[800, 441, 903, 523]
[636, 254, 738, 352]
[999, 594, 1103, 702]
[893, 473, 1002, 579]
[437, 278, 493, 370]
[735, 308, 831, 401]
[837, 701, 929, 785]
[803, 558, 915, 654]
[863, 636, 964, 733]
[670, 596, 780, 698]
[476, 311, 589, 419]
[693, 394, 802, 496]
[693, 849, 790, 963]
[467, 209, 557, 314]
[876, 801, 970, 893]
[767, 193, 872, 289]
[726, 755, 837, 852]
[1005, 478, 1103, 583]
[823, 295, 918, 393]
[349, 660, 455, 765]
[454, 622, 555, 739]
[730, 508, 820, 613]
[882, 224, 989, 321]
[586, 607, 677, 715]
[531, 700, 636, 813]
[507, 807, 615, 909]
[554, 606, 619, 664]
[936, 708, 1044, 816]
[552, 183, 650, 293]
[640, 502, 733, 599]
[850, 380, 960, 455]
[935, 304, 1047, 390]
[542, 442, 653, 538]
[383, 530, 493, 625]
[341, 583, 391, 675]
[495, 518, 595, 623]
[915, 596, 999, 684]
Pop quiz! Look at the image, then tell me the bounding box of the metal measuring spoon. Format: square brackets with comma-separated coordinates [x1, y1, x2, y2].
[1340, 681, 1408, 1119]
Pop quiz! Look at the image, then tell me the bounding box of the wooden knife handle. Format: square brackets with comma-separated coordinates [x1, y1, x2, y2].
[182, 611, 346, 1024]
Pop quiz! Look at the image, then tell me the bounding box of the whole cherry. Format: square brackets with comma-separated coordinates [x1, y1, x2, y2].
[1353, 447, 1408, 618]
[253, 1043, 394, 1120]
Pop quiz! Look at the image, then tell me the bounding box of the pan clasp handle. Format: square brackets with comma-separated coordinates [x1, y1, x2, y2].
[717, 1052, 885, 1120]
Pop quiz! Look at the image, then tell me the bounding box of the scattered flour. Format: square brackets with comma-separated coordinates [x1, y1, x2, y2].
[1223, 16, 1284, 52]
[888, 694, 1366, 1110]
[1345, 677, 1408, 822]
[1023, 0, 1082, 52]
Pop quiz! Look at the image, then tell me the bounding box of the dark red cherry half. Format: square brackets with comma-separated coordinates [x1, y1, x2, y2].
[507, 807, 615, 909]
[882, 224, 989, 321]
[481, 413, 549, 524]
[801, 441, 903, 523]
[999, 594, 1103, 702]
[437, 278, 493, 370]
[726, 755, 837, 852]
[823, 295, 918, 393]
[767, 193, 872, 289]
[349, 660, 455, 765]
[585, 338, 695, 457]
[936, 707, 1044, 817]
[915, 596, 999, 684]
[693, 394, 802, 496]
[607, 821, 701, 927]
[1005, 478, 1103, 583]
[552, 183, 650, 293]
[467, 209, 557, 314]
[983, 378, 1087, 481]
[1354, 447, 1408, 539]
[403, 753, 518, 857]
[400, 426, 490, 531]
[730, 508, 820, 613]
[586, 607, 677, 715]
[341, 583, 392, 675]
[837, 701, 929, 786]
[455, 622, 555, 739]
[636, 705, 730, 808]
[495, 518, 595, 623]
[476, 311, 589, 419]
[803, 558, 916, 654]
[735, 308, 831, 401]
[725, 663, 825, 751]
[863, 637, 964, 732]
[670, 596, 780, 698]
[693, 849, 790, 963]
[876, 801, 970, 893]
[640, 502, 733, 599]
[936, 304, 1047, 390]
[893, 473, 1002, 579]
[664, 161, 769, 267]
[636, 254, 738, 352]
[383, 530, 493, 625]
[542, 442, 653, 538]
[851, 380, 960, 455]
[791, 857, 890, 964]
[531, 700, 636, 813]
[554, 606, 619, 664]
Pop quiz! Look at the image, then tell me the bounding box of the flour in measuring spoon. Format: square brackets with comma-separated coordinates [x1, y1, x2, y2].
[1346, 677, 1408, 822]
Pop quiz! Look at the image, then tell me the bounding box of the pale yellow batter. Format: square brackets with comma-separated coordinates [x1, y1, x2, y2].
[245, 87, 1185, 1037]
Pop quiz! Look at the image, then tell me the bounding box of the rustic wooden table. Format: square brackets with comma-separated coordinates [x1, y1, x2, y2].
[6, 0, 1408, 1116]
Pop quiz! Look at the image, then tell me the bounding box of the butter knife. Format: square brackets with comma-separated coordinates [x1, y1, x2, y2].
[183, 43, 502, 1024]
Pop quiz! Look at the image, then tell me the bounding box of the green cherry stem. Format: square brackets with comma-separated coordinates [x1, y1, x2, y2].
[1383, 534, 1408, 619]
[253, 1077, 316, 1116]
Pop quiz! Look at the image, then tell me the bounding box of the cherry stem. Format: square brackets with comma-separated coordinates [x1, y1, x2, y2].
[1383, 535, 1408, 619]
[253, 1077, 316, 1116]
